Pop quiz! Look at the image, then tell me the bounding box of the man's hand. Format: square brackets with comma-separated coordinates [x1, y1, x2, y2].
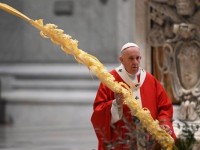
[114, 93, 124, 107]
[160, 124, 172, 136]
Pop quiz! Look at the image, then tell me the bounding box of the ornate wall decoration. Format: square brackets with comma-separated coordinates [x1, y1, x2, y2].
[147, 0, 200, 122]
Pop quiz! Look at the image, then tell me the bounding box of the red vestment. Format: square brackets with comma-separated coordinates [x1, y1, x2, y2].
[91, 69, 176, 150]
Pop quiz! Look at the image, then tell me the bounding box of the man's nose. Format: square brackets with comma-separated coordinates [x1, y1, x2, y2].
[132, 58, 139, 63]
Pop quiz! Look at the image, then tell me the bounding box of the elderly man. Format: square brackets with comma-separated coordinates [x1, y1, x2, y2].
[91, 43, 176, 150]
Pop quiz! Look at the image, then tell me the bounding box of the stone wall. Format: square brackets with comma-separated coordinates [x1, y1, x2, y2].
[0, 0, 137, 64]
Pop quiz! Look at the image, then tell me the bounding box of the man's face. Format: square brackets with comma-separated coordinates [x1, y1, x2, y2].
[119, 46, 141, 75]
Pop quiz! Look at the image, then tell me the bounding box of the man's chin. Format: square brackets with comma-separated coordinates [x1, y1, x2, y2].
[132, 69, 139, 74]
[131, 71, 138, 74]
[133, 68, 139, 71]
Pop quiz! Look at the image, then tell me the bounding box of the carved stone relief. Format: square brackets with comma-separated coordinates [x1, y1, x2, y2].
[147, 0, 200, 122]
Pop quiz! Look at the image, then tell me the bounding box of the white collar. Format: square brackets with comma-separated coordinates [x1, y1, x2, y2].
[115, 64, 146, 89]
[115, 64, 146, 108]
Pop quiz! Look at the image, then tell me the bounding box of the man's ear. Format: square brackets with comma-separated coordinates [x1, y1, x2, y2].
[119, 56, 123, 63]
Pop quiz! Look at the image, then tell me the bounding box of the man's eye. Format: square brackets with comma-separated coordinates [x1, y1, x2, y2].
[136, 56, 140, 60]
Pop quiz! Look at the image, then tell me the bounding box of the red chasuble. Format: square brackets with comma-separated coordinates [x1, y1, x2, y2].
[91, 69, 176, 150]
